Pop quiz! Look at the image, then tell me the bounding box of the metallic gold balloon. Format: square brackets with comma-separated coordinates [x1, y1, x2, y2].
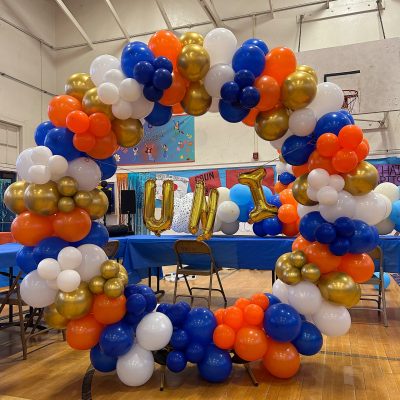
[239, 168, 278, 223]
[282, 71, 317, 110]
[292, 174, 318, 206]
[82, 88, 113, 119]
[24, 181, 60, 216]
[144, 179, 174, 236]
[74, 191, 93, 208]
[276, 259, 295, 281]
[117, 268, 129, 286]
[181, 82, 211, 116]
[82, 189, 109, 220]
[280, 267, 302, 285]
[276, 253, 292, 269]
[318, 272, 361, 308]
[55, 282, 93, 320]
[88, 275, 106, 294]
[57, 176, 78, 197]
[180, 32, 204, 47]
[290, 250, 307, 269]
[44, 304, 69, 329]
[65, 72, 95, 101]
[58, 196, 75, 213]
[104, 278, 124, 298]
[4, 181, 28, 214]
[296, 65, 318, 83]
[100, 260, 121, 279]
[112, 118, 144, 148]
[301, 263, 321, 283]
[177, 44, 210, 82]
[255, 107, 289, 141]
[343, 161, 378, 196]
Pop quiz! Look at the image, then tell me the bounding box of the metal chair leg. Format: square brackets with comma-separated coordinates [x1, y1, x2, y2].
[244, 363, 258, 386]
[381, 276, 388, 327]
[207, 273, 213, 309]
[16, 286, 27, 360]
[160, 364, 166, 391]
[172, 266, 179, 304]
[215, 269, 227, 308]
[182, 275, 194, 306]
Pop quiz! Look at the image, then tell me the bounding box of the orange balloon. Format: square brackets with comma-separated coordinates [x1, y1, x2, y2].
[242, 108, 259, 127]
[250, 293, 269, 311]
[234, 298, 251, 310]
[214, 308, 226, 325]
[148, 30, 182, 67]
[292, 163, 309, 178]
[316, 133, 340, 157]
[278, 204, 298, 224]
[308, 150, 337, 175]
[292, 235, 311, 251]
[213, 324, 236, 350]
[11, 212, 53, 246]
[234, 326, 268, 361]
[243, 304, 264, 326]
[304, 243, 341, 274]
[73, 132, 96, 152]
[223, 306, 244, 330]
[93, 294, 127, 325]
[88, 113, 111, 137]
[66, 314, 103, 350]
[355, 139, 369, 161]
[66, 110, 90, 134]
[332, 149, 358, 173]
[160, 72, 187, 106]
[255, 75, 280, 111]
[279, 189, 297, 206]
[282, 221, 299, 237]
[86, 131, 118, 160]
[53, 208, 91, 242]
[262, 47, 297, 86]
[48, 95, 82, 127]
[338, 253, 374, 283]
[172, 102, 185, 115]
[274, 181, 286, 194]
[262, 339, 300, 379]
[338, 125, 363, 150]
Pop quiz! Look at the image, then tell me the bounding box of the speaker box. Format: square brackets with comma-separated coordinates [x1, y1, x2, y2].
[107, 224, 129, 237]
[120, 189, 136, 214]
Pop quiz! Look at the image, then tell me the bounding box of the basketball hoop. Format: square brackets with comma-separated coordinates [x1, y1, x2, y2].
[342, 89, 359, 113]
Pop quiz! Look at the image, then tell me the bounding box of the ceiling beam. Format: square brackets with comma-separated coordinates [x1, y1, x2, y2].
[154, 0, 173, 31]
[103, 0, 130, 42]
[197, 0, 224, 27]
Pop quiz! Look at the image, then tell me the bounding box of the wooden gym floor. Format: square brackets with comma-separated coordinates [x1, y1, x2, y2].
[1, 267, 400, 400]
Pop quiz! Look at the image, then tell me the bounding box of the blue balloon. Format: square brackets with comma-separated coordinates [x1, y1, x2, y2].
[123, 312, 145, 329]
[121, 41, 155, 78]
[292, 321, 323, 356]
[157, 302, 173, 315]
[44, 127, 81, 161]
[133, 61, 155, 84]
[279, 172, 296, 185]
[95, 156, 117, 180]
[234, 70, 255, 88]
[16, 246, 37, 274]
[238, 203, 252, 223]
[299, 211, 326, 241]
[314, 112, 352, 138]
[243, 38, 269, 55]
[144, 292, 157, 313]
[220, 81, 240, 102]
[33, 237, 69, 264]
[264, 303, 302, 342]
[229, 184, 252, 206]
[34, 121, 54, 146]
[329, 237, 350, 256]
[167, 350, 187, 373]
[269, 194, 282, 208]
[74, 222, 109, 247]
[334, 217, 355, 238]
[100, 322, 134, 357]
[282, 135, 315, 166]
[124, 284, 142, 298]
[126, 293, 147, 315]
[167, 302, 190, 327]
[390, 200, 400, 225]
[253, 221, 266, 237]
[349, 220, 379, 253]
[153, 68, 172, 90]
[198, 344, 232, 383]
[265, 293, 281, 306]
[145, 102, 172, 126]
[185, 342, 206, 363]
[170, 329, 190, 350]
[143, 84, 163, 102]
[232, 45, 265, 77]
[339, 109, 355, 124]
[183, 308, 217, 345]
[239, 86, 260, 109]
[263, 216, 283, 236]
[373, 272, 391, 290]
[90, 344, 118, 372]
[315, 223, 337, 244]
[219, 100, 249, 123]
[153, 56, 173, 73]
[262, 186, 273, 201]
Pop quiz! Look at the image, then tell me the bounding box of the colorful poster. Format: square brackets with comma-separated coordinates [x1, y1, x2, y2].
[155, 173, 189, 200]
[375, 164, 400, 184]
[189, 170, 221, 195]
[115, 115, 195, 165]
[225, 167, 275, 190]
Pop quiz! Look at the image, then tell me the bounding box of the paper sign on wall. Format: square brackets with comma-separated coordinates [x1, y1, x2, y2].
[189, 170, 221, 195]
[226, 167, 274, 190]
[375, 164, 400, 185]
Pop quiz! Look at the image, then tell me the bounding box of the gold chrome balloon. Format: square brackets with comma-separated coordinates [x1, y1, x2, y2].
[74, 191, 93, 208]
[88, 275, 106, 294]
[181, 82, 211, 116]
[117, 267, 129, 286]
[144, 179, 174, 236]
[343, 161, 378, 196]
[255, 107, 289, 141]
[4, 181, 28, 214]
[239, 168, 278, 223]
[44, 304, 69, 329]
[58, 196, 75, 213]
[177, 44, 210, 82]
[57, 176, 78, 197]
[301, 263, 321, 283]
[104, 278, 124, 298]
[276, 259, 295, 281]
[112, 118, 144, 148]
[281, 71, 317, 111]
[65, 72, 95, 102]
[290, 250, 307, 269]
[276, 253, 292, 269]
[100, 260, 121, 279]
[281, 267, 302, 285]
[180, 32, 204, 47]
[24, 181, 60, 216]
[82, 189, 109, 220]
[318, 272, 361, 308]
[55, 282, 93, 320]
[82, 88, 113, 119]
[292, 174, 318, 206]
[296, 65, 318, 83]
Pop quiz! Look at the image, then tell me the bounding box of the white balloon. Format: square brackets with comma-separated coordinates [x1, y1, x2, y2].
[48, 155, 68, 181]
[117, 343, 154, 387]
[382, 194, 392, 218]
[57, 269, 81, 292]
[76, 244, 108, 281]
[375, 218, 395, 235]
[20, 270, 58, 308]
[46, 279, 59, 290]
[275, 161, 286, 175]
[270, 130, 291, 150]
[286, 164, 293, 174]
[112, 99, 133, 120]
[217, 187, 230, 205]
[288, 108, 316, 136]
[130, 96, 154, 119]
[217, 201, 240, 223]
[57, 246, 83, 270]
[287, 281, 322, 315]
[28, 165, 51, 184]
[208, 97, 220, 113]
[98, 82, 120, 105]
[312, 300, 351, 337]
[272, 279, 289, 303]
[328, 174, 345, 192]
[309, 82, 344, 119]
[308, 168, 329, 190]
[136, 312, 173, 351]
[204, 28, 237, 66]
[354, 192, 387, 225]
[297, 204, 319, 218]
[213, 217, 222, 232]
[220, 220, 239, 235]
[119, 78, 141, 102]
[319, 190, 356, 222]
[204, 64, 235, 98]
[31, 146, 52, 165]
[104, 68, 125, 86]
[90, 54, 120, 86]
[16, 148, 34, 181]
[306, 187, 318, 201]
[67, 157, 101, 191]
[317, 186, 339, 206]
[37, 258, 61, 281]
[374, 182, 400, 203]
